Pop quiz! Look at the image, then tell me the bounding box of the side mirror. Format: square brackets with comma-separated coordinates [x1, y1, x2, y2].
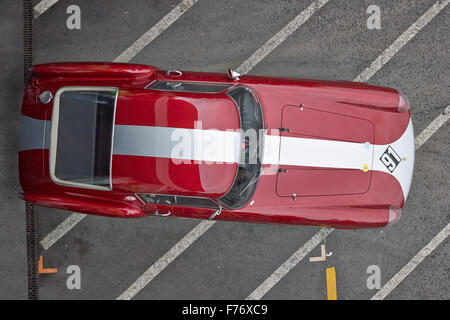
[227, 68, 241, 81]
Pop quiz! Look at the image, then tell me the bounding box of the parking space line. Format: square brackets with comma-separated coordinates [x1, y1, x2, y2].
[245, 0, 449, 299]
[39, 213, 86, 250]
[116, 220, 214, 300]
[38, 0, 200, 251]
[246, 228, 334, 300]
[114, 0, 199, 63]
[371, 222, 450, 300]
[116, 1, 330, 300]
[415, 104, 450, 150]
[34, 0, 59, 19]
[354, 0, 450, 82]
[236, 0, 331, 74]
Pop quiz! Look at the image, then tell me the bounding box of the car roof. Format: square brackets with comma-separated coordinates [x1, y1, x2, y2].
[110, 88, 241, 198]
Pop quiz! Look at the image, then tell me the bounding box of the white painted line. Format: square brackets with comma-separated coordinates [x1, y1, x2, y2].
[114, 0, 199, 63]
[39, 213, 86, 250]
[371, 222, 450, 300]
[415, 105, 450, 150]
[354, 0, 450, 82]
[246, 228, 334, 300]
[39, 0, 199, 251]
[34, 0, 59, 19]
[117, 220, 215, 300]
[116, 1, 329, 300]
[236, 0, 331, 75]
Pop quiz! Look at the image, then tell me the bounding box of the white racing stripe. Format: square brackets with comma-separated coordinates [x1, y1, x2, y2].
[113, 125, 241, 163]
[34, 0, 59, 19]
[261, 121, 414, 200]
[263, 135, 373, 169]
[372, 119, 415, 200]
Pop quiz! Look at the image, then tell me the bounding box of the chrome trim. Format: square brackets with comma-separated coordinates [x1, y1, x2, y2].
[208, 205, 222, 220]
[134, 193, 146, 205]
[218, 85, 265, 210]
[136, 193, 220, 209]
[144, 79, 158, 89]
[39, 90, 53, 104]
[49, 86, 119, 191]
[145, 80, 231, 94]
[123, 195, 137, 201]
[166, 69, 182, 77]
[167, 82, 182, 88]
[154, 210, 171, 217]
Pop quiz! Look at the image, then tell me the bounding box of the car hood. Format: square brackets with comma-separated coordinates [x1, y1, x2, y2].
[261, 105, 375, 197]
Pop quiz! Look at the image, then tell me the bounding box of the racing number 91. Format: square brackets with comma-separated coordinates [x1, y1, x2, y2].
[226, 305, 268, 315]
[380, 146, 401, 172]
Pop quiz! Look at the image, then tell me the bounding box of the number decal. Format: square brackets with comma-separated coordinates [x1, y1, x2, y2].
[380, 146, 401, 172]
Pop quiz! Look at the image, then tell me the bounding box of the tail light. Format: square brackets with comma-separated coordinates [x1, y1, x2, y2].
[397, 94, 410, 113]
[387, 206, 403, 226]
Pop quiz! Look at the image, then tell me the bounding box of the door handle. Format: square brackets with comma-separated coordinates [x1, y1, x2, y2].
[166, 70, 182, 77]
[154, 210, 171, 217]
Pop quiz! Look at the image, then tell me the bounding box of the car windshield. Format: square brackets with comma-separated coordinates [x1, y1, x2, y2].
[219, 86, 264, 209]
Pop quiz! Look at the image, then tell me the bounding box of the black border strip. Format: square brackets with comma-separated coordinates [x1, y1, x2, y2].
[23, 0, 38, 300]
[23, 0, 33, 84]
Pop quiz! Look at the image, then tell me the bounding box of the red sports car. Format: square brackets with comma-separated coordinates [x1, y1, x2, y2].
[19, 62, 414, 229]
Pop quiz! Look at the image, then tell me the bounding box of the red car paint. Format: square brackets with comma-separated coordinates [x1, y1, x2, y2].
[19, 62, 414, 229]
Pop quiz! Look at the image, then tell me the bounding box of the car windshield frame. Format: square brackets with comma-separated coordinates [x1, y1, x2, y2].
[218, 86, 264, 210]
[49, 86, 119, 191]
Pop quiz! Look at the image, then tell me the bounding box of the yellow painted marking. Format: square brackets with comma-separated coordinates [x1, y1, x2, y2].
[362, 164, 369, 172]
[402, 157, 407, 161]
[326, 267, 337, 300]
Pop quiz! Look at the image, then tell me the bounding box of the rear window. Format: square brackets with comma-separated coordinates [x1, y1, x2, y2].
[50, 87, 118, 190]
